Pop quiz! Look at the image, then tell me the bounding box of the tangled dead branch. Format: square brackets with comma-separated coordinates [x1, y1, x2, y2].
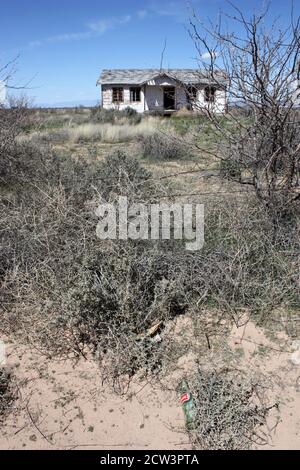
[189, 368, 276, 449]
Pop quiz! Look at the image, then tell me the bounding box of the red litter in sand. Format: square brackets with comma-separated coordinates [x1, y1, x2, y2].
[180, 392, 190, 404]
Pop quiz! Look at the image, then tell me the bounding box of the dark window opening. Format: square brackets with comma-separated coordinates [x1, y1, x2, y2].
[186, 85, 197, 101]
[112, 87, 124, 103]
[204, 86, 216, 103]
[130, 87, 141, 102]
[163, 86, 175, 110]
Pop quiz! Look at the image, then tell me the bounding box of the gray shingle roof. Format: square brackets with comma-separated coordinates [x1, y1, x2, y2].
[97, 69, 227, 86]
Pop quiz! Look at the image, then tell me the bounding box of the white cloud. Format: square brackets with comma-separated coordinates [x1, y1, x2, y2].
[87, 19, 114, 33]
[151, 1, 187, 19]
[26, 4, 186, 51]
[201, 51, 218, 60]
[137, 10, 148, 19]
[119, 14, 132, 24]
[29, 40, 43, 48]
[88, 14, 131, 33]
[47, 31, 93, 43]
[28, 31, 93, 48]
[28, 14, 133, 49]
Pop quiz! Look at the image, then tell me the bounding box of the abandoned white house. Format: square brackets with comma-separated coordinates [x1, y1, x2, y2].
[97, 69, 227, 114]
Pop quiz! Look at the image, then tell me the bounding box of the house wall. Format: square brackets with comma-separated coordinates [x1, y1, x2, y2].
[176, 86, 189, 109]
[144, 84, 163, 111]
[194, 86, 227, 114]
[102, 84, 145, 112]
[144, 76, 189, 111]
[102, 82, 226, 114]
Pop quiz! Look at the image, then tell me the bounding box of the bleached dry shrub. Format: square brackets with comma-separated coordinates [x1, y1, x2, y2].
[1, 141, 56, 184]
[202, 198, 300, 322]
[0, 186, 96, 356]
[0, 99, 81, 185]
[0, 151, 177, 364]
[0, 369, 16, 422]
[91, 106, 142, 125]
[139, 132, 191, 160]
[0, 98, 31, 181]
[1, 137, 298, 383]
[0, 150, 199, 373]
[64, 241, 192, 378]
[188, 369, 274, 449]
[2, 178, 298, 365]
[93, 150, 155, 201]
[0, 144, 104, 354]
[2, 170, 298, 366]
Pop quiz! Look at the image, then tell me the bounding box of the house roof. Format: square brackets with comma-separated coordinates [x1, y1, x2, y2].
[97, 69, 227, 86]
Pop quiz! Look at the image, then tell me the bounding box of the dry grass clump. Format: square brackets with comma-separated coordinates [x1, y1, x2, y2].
[188, 368, 274, 449]
[18, 118, 160, 145]
[67, 118, 159, 143]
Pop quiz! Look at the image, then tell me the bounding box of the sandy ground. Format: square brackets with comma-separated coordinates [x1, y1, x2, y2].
[0, 340, 188, 450]
[229, 321, 300, 449]
[0, 318, 300, 450]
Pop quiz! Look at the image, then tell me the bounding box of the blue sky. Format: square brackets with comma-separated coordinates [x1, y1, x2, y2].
[1, 0, 299, 105]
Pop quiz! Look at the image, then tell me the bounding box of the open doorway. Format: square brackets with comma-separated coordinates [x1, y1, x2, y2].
[163, 86, 175, 110]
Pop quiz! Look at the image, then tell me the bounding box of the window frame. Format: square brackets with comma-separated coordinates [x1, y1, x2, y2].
[186, 85, 198, 101]
[130, 86, 141, 102]
[112, 87, 124, 103]
[204, 86, 216, 103]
